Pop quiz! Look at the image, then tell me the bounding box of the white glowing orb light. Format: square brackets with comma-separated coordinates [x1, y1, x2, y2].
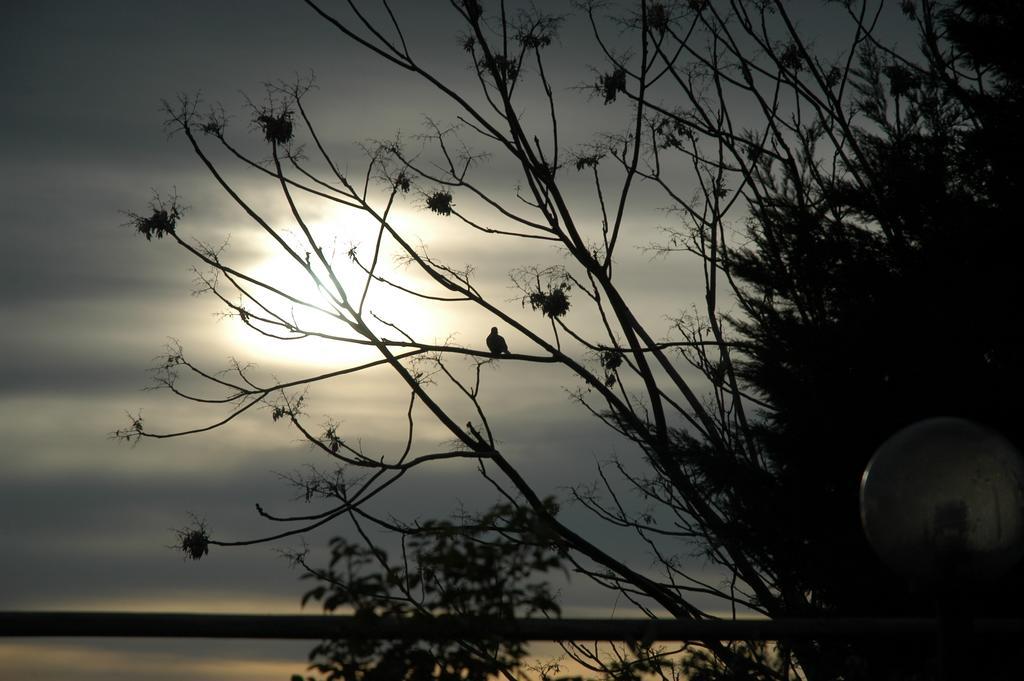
[860, 417, 1024, 584]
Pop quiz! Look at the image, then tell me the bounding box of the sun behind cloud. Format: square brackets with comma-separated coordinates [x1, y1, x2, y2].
[221, 209, 454, 368]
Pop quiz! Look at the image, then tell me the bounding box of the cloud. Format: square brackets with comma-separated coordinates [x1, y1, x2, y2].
[1, 8, 737, 681]
[0, 465, 319, 611]
[0, 640, 308, 681]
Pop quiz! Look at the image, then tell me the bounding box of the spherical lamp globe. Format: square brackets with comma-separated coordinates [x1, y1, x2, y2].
[860, 417, 1024, 585]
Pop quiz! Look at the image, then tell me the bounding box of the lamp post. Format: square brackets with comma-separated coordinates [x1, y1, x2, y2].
[860, 417, 1024, 679]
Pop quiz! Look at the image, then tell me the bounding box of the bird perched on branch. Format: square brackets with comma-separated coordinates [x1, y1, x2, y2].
[486, 327, 510, 356]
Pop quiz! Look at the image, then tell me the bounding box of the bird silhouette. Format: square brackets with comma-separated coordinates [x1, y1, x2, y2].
[486, 327, 510, 356]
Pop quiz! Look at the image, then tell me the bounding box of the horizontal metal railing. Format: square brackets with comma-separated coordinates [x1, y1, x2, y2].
[2, 612, 1024, 640]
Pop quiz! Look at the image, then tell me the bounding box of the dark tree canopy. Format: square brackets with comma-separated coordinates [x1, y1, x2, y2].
[717, 1, 1024, 676]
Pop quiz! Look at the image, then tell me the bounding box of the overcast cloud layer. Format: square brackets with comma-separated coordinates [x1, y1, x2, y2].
[0, 1, 876, 678]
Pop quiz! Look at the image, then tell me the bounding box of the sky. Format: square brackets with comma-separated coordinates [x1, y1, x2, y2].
[0, 2, 918, 679]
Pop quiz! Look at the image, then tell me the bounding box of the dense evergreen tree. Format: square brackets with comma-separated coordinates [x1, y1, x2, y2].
[712, 1, 1024, 676]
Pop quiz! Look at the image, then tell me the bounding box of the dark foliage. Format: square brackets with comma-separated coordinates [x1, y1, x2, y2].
[126, 200, 182, 241]
[176, 524, 210, 561]
[689, 3, 1024, 678]
[479, 54, 519, 83]
[574, 153, 603, 171]
[257, 109, 295, 144]
[599, 350, 623, 387]
[647, 3, 669, 35]
[598, 68, 626, 104]
[295, 499, 565, 680]
[426, 190, 454, 216]
[527, 285, 571, 319]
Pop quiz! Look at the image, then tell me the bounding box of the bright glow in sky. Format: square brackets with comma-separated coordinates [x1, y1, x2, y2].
[229, 208, 457, 366]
